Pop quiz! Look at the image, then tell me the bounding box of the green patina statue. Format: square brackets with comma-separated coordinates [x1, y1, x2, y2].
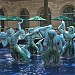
[58, 20, 75, 58]
[0, 20, 31, 62]
[43, 29, 65, 66]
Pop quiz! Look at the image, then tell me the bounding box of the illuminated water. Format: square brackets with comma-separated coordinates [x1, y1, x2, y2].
[0, 48, 75, 75]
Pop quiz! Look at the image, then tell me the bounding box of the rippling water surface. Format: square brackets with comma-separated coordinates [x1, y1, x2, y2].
[0, 48, 75, 75]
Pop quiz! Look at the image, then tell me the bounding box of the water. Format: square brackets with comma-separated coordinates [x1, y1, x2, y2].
[0, 48, 75, 75]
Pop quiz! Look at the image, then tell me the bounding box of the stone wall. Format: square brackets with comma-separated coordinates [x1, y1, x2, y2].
[0, 0, 75, 29]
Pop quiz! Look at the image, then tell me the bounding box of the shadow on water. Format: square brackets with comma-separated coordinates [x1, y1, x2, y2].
[0, 48, 75, 75]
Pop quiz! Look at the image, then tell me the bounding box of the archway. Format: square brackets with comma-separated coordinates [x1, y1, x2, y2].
[63, 5, 74, 26]
[0, 8, 4, 31]
[40, 7, 51, 26]
[20, 8, 29, 29]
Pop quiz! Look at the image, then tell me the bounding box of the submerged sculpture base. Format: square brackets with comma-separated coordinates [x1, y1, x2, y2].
[44, 61, 62, 68]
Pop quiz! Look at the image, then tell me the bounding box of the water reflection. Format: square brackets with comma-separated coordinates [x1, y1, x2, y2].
[0, 48, 75, 75]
